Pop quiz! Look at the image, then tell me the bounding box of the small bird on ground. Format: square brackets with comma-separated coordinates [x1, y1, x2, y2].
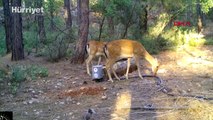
[82, 108, 96, 120]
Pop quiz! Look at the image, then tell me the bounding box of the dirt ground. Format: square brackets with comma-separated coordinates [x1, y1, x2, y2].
[0, 45, 213, 120]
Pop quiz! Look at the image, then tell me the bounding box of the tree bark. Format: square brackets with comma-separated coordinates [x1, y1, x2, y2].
[71, 0, 89, 64]
[3, 0, 12, 53]
[49, 0, 55, 30]
[77, 0, 82, 27]
[98, 17, 105, 41]
[139, 5, 148, 34]
[107, 17, 114, 39]
[64, 0, 72, 28]
[196, 0, 203, 34]
[37, 0, 46, 43]
[11, 0, 24, 61]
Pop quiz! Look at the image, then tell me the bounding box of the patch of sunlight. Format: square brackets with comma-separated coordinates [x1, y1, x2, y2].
[160, 27, 206, 50]
[184, 32, 205, 47]
[176, 46, 213, 68]
[111, 90, 132, 120]
[149, 13, 171, 38]
[177, 57, 213, 68]
[156, 99, 213, 120]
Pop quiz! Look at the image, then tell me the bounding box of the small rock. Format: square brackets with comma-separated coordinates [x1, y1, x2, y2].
[28, 98, 40, 104]
[55, 71, 60, 75]
[35, 111, 40, 115]
[101, 95, 107, 100]
[77, 102, 81, 105]
[59, 101, 65, 105]
[69, 112, 73, 115]
[53, 116, 60, 120]
[187, 89, 192, 92]
[101, 93, 107, 100]
[24, 111, 28, 115]
[23, 101, 28, 105]
[57, 82, 62, 86]
[179, 90, 186, 95]
[1, 93, 5, 96]
[196, 83, 201, 87]
[66, 97, 72, 101]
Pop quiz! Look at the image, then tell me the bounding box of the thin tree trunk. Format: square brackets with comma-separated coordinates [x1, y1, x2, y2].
[37, 0, 46, 43]
[3, 0, 12, 53]
[122, 2, 136, 38]
[107, 17, 114, 39]
[98, 17, 105, 41]
[122, 24, 129, 38]
[139, 5, 148, 34]
[196, 0, 203, 34]
[64, 0, 72, 28]
[77, 0, 82, 27]
[71, 0, 89, 64]
[11, 0, 24, 61]
[49, 0, 55, 30]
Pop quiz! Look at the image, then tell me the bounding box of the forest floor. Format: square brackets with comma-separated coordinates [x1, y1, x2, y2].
[0, 45, 213, 120]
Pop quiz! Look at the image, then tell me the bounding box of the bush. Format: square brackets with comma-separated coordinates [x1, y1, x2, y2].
[44, 35, 69, 62]
[8, 65, 48, 94]
[23, 30, 37, 53]
[204, 37, 213, 45]
[0, 26, 6, 56]
[140, 37, 160, 54]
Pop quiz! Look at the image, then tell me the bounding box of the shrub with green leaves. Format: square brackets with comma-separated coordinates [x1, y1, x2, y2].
[0, 26, 6, 56]
[44, 35, 69, 62]
[9, 65, 48, 94]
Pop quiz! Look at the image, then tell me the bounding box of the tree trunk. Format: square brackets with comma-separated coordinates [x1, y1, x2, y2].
[3, 0, 12, 53]
[77, 0, 82, 27]
[107, 17, 114, 39]
[37, 0, 46, 43]
[122, 24, 129, 38]
[71, 0, 89, 64]
[64, 0, 72, 28]
[139, 5, 148, 34]
[122, 2, 136, 39]
[49, 0, 55, 30]
[196, 0, 203, 34]
[11, 0, 24, 61]
[98, 17, 105, 41]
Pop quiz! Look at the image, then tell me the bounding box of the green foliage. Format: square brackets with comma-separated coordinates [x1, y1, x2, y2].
[0, 26, 6, 56]
[204, 37, 213, 45]
[44, 35, 69, 62]
[9, 65, 48, 94]
[44, 0, 63, 15]
[0, 0, 2, 6]
[200, 0, 213, 13]
[159, 27, 207, 50]
[23, 30, 37, 53]
[10, 65, 48, 81]
[0, 69, 7, 82]
[140, 37, 160, 54]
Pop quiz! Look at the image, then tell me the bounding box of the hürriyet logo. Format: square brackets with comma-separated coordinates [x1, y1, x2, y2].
[11, 6, 44, 14]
